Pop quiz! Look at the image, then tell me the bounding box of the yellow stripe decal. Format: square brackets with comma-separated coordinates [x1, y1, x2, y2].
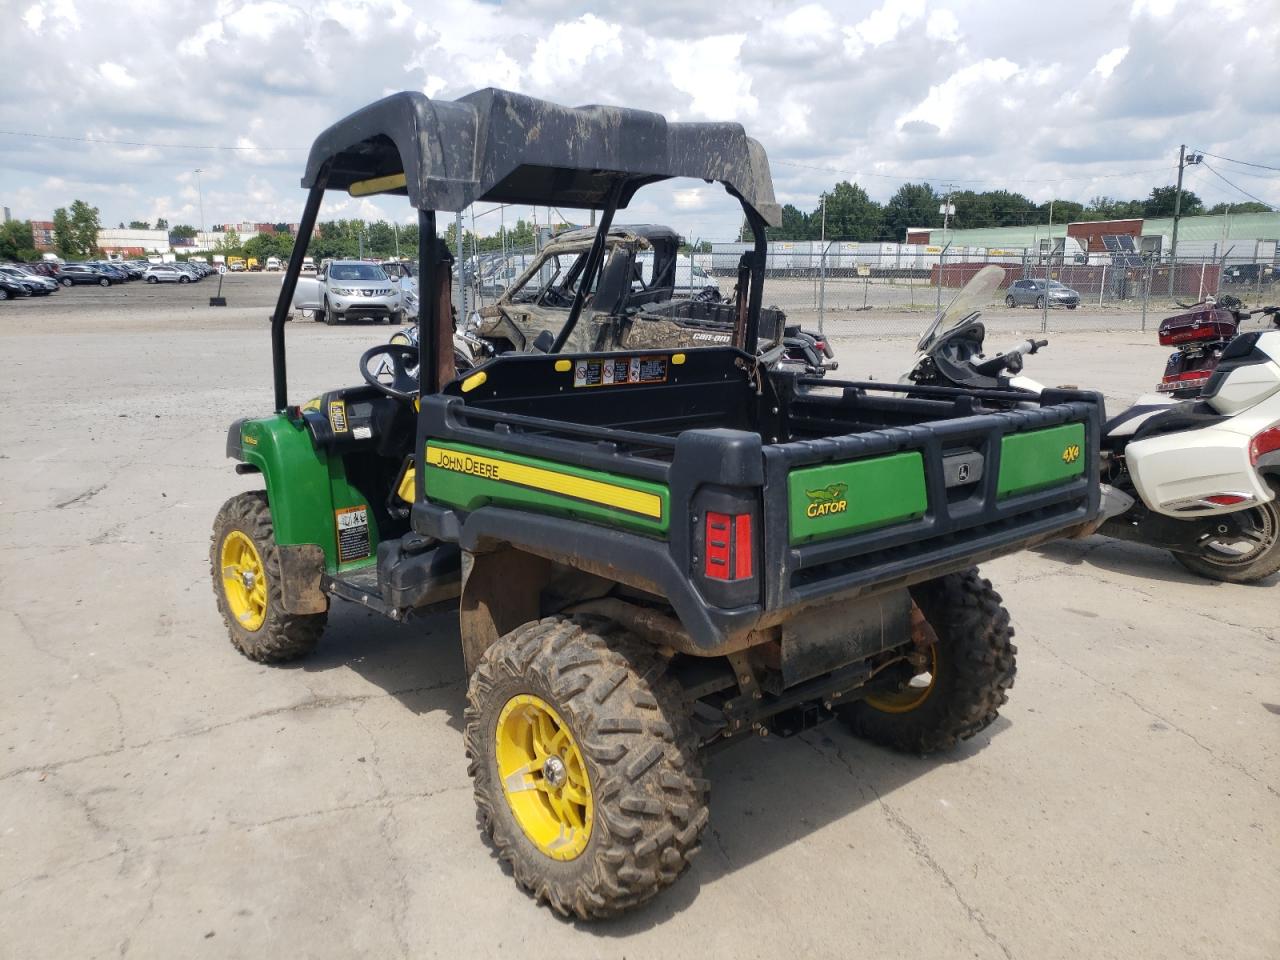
[425, 446, 662, 519]
[349, 172, 407, 197]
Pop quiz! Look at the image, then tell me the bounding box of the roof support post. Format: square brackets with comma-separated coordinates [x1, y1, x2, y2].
[741, 206, 768, 356]
[417, 210, 440, 395]
[551, 179, 624, 354]
[271, 177, 326, 412]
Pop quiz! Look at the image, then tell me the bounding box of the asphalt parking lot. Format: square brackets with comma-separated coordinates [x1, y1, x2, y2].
[1, 275, 1276, 959]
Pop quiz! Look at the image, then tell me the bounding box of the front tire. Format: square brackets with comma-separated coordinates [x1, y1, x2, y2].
[323, 296, 336, 325]
[147, 276, 158, 284]
[465, 614, 707, 919]
[99, 278, 111, 287]
[1005, 294, 1016, 308]
[179, 275, 190, 284]
[1035, 295, 1045, 309]
[210, 491, 326, 663]
[1172, 484, 1280, 583]
[60, 277, 72, 287]
[840, 569, 1015, 754]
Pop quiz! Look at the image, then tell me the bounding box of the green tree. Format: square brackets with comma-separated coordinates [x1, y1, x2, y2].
[819, 181, 882, 241]
[0, 219, 37, 262]
[1206, 201, 1272, 214]
[1144, 186, 1202, 218]
[69, 199, 101, 256]
[770, 203, 811, 241]
[128, 219, 151, 230]
[215, 228, 242, 255]
[243, 231, 294, 261]
[155, 218, 169, 230]
[170, 224, 197, 240]
[882, 183, 938, 240]
[52, 207, 75, 257]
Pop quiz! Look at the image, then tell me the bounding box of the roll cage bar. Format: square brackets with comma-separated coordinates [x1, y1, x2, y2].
[270, 88, 781, 412]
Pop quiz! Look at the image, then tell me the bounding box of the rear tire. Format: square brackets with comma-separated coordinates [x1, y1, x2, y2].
[840, 569, 1015, 754]
[0, 289, 9, 301]
[465, 614, 707, 919]
[1172, 483, 1280, 583]
[210, 492, 326, 663]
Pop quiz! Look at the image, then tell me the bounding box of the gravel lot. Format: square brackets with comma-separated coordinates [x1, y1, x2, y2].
[1, 275, 1276, 959]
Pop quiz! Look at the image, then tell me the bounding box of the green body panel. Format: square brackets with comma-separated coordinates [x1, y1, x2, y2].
[239, 415, 377, 572]
[997, 422, 1086, 498]
[788, 451, 928, 544]
[422, 440, 670, 537]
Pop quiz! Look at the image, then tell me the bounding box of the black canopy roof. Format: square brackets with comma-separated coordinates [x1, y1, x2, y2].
[301, 88, 781, 227]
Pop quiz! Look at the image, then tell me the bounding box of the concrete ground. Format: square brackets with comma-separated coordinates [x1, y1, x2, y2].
[1, 275, 1276, 959]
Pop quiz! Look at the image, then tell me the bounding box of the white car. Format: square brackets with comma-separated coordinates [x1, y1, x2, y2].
[292, 259, 403, 325]
[144, 264, 190, 284]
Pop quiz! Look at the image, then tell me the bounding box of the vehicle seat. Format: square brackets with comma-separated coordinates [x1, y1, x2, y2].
[1104, 400, 1226, 447]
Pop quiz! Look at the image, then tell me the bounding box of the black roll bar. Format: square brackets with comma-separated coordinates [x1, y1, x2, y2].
[270, 175, 327, 412]
[550, 179, 624, 354]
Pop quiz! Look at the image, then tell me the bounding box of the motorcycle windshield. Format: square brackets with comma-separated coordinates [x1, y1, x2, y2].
[916, 265, 1006, 351]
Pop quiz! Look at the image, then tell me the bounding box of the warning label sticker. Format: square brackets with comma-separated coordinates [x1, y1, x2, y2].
[572, 355, 668, 389]
[329, 400, 348, 433]
[335, 505, 371, 563]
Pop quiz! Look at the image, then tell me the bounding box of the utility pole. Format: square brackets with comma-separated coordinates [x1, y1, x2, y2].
[1042, 198, 1054, 332]
[939, 183, 958, 246]
[1168, 145, 1202, 294]
[194, 168, 206, 252]
[818, 192, 828, 334]
[456, 209, 466, 321]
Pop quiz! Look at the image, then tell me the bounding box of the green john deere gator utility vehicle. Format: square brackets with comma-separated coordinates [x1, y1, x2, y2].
[212, 88, 1105, 919]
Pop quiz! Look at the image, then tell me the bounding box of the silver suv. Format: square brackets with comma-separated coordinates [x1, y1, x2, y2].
[292, 259, 403, 325]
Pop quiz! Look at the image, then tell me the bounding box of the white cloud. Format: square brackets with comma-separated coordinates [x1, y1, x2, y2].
[528, 14, 622, 88]
[2, 0, 1277, 239]
[898, 58, 1020, 134]
[926, 9, 961, 43]
[1093, 46, 1129, 78]
[97, 62, 137, 89]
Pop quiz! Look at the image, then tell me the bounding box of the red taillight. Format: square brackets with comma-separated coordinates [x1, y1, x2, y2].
[1251, 426, 1280, 466]
[1205, 494, 1248, 506]
[704, 511, 754, 581]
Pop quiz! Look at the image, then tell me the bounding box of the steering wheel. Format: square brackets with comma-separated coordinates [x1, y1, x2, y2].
[360, 343, 419, 400]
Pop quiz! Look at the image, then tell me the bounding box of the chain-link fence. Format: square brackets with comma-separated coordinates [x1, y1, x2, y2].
[444, 235, 1278, 339]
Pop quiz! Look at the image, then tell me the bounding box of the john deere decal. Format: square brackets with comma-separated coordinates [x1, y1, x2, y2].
[805, 482, 848, 518]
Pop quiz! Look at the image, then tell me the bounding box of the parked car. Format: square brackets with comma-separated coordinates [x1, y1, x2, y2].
[57, 264, 114, 287]
[89, 262, 132, 283]
[0, 265, 56, 295]
[1005, 278, 1080, 309]
[144, 264, 190, 283]
[0, 276, 33, 300]
[291, 258, 403, 324]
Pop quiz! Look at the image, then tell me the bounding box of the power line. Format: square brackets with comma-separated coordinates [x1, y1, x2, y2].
[1196, 161, 1277, 211]
[0, 129, 306, 151]
[1191, 150, 1280, 174]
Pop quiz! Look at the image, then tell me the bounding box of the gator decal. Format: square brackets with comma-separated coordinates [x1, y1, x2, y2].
[997, 422, 1086, 497]
[423, 442, 669, 536]
[788, 452, 928, 544]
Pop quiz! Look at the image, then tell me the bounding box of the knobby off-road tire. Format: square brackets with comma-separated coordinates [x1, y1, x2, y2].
[210, 491, 326, 663]
[841, 568, 1016, 755]
[1172, 480, 1280, 583]
[465, 615, 708, 919]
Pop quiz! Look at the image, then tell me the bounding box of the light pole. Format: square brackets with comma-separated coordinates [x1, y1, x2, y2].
[194, 168, 206, 252]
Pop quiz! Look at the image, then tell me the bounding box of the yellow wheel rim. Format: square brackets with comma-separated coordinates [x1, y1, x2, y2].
[220, 530, 267, 632]
[495, 694, 593, 861]
[865, 645, 938, 714]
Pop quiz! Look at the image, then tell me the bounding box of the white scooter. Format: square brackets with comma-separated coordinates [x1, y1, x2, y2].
[904, 266, 1280, 583]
